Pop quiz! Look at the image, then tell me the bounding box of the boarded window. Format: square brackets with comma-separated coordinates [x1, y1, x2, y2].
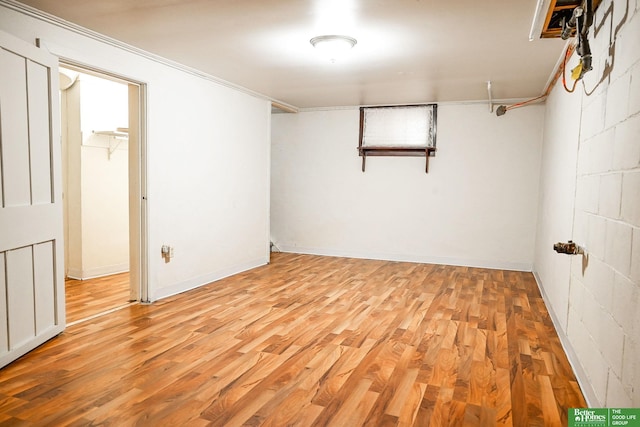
[358, 104, 437, 173]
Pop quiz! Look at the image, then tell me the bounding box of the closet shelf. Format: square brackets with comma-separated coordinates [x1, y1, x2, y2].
[91, 128, 128, 160]
[92, 130, 128, 139]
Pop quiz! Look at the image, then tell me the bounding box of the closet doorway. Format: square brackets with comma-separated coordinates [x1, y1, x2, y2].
[59, 64, 147, 324]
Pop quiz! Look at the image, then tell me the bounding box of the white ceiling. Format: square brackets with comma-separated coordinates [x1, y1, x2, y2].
[18, 0, 568, 109]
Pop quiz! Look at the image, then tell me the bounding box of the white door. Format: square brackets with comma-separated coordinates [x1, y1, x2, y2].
[0, 30, 65, 368]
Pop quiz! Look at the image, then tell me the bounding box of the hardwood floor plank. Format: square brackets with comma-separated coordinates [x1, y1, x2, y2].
[65, 272, 131, 323]
[539, 373, 563, 426]
[495, 367, 514, 426]
[323, 378, 376, 426]
[0, 253, 587, 425]
[386, 367, 420, 417]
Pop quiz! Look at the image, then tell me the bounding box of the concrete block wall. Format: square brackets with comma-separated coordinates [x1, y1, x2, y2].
[566, 0, 640, 407]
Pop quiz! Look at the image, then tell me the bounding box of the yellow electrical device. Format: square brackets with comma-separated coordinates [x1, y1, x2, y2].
[571, 62, 583, 80]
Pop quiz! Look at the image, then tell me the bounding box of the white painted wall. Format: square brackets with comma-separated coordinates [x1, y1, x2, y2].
[533, 79, 582, 334]
[271, 104, 544, 270]
[0, 2, 271, 301]
[64, 73, 130, 279]
[534, 0, 640, 407]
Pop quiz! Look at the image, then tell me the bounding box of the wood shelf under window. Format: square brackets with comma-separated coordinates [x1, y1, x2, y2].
[358, 146, 437, 173]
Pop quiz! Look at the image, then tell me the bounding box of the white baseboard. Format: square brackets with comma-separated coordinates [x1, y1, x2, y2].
[532, 269, 598, 407]
[66, 263, 129, 280]
[276, 245, 533, 272]
[152, 257, 269, 301]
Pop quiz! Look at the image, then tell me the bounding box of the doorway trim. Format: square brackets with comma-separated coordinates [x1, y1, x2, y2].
[59, 59, 149, 303]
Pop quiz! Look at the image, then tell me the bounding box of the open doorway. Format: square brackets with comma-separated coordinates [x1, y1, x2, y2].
[59, 64, 147, 324]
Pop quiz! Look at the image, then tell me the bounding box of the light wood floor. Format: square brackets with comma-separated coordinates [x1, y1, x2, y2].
[65, 272, 132, 323]
[0, 253, 585, 426]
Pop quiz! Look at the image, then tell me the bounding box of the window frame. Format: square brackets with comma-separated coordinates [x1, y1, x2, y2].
[358, 104, 438, 173]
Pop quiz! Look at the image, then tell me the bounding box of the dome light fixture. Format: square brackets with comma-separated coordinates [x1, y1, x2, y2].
[310, 35, 357, 62]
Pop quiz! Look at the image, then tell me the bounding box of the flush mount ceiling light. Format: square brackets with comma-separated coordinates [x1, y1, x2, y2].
[310, 35, 357, 62]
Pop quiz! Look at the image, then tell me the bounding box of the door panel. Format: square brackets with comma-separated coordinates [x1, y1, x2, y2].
[34, 242, 57, 334]
[0, 256, 7, 354]
[6, 247, 36, 349]
[0, 49, 31, 208]
[0, 30, 64, 368]
[28, 60, 54, 206]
